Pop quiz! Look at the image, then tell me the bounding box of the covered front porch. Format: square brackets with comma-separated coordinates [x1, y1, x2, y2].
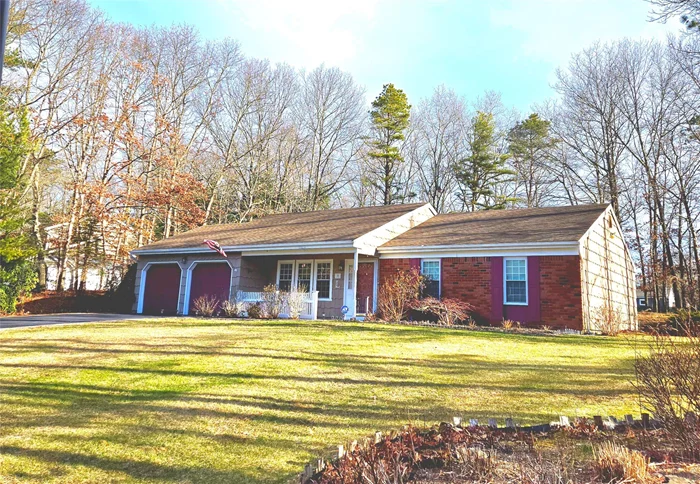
[232, 252, 378, 320]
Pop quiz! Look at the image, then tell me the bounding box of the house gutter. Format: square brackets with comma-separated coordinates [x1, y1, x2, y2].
[131, 240, 356, 257]
[377, 241, 580, 258]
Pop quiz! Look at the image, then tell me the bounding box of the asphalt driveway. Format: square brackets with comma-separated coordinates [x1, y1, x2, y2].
[0, 313, 149, 330]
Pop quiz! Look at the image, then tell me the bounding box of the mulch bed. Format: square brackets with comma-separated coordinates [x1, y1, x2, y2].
[302, 421, 700, 483]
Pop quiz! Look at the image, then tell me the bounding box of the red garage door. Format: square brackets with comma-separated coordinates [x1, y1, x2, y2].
[188, 263, 231, 313]
[143, 264, 181, 315]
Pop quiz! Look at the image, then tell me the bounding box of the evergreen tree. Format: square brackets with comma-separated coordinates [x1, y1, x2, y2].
[454, 111, 514, 211]
[366, 83, 411, 205]
[507, 113, 559, 207]
[0, 103, 38, 312]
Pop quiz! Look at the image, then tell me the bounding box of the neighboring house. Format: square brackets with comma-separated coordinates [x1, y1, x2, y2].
[131, 202, 638, 332]
[43, 223, 105, 291]
[636, 288, 675, 312]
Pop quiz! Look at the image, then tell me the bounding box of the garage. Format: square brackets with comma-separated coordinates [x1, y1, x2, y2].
[187, 262, 231, 314]
[142, 264, 181, 315]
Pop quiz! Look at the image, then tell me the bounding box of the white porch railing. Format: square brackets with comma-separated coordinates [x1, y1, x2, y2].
[236, 290, 319, 320]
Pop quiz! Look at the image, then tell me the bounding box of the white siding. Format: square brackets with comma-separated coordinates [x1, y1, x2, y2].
[353, 204, 435, 255]
[579, 207, 637, 331]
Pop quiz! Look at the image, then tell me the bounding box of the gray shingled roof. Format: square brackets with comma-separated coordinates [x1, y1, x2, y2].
[134, 203, 428, 252]
[380, 204, 609, 248]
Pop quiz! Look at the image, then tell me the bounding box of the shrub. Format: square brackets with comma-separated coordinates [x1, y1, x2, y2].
[412, 297, 472, 326]
[593, 442, 655, 483]
[0, 260, 38, 314]
[634, 322, 700, 457]
[501, 319, 519, 331]
[377, 268, 423, 322]
[672, 309, 700, 334]
[285, 289, 307, 319]
[593, 302, 623, 335]
[192, 294, 220, 317]
[246, 302, 264, 319]
[221, 292, 245, 318]
[261, 284, 282, 319]
[104, 263, 136, 313]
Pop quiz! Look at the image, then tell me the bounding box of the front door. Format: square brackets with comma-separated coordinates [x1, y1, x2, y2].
[343, 259, 355, 318]
[356, 262, 375, 314]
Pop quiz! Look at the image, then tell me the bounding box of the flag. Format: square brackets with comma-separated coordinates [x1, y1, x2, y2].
[203, 239, 227, 258]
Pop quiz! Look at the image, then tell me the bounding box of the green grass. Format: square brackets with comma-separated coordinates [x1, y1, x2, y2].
[0, 318, 644, 483]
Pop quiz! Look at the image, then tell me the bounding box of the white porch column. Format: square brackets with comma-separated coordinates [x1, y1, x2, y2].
[352, 249, 359, 318]
[311, 290, 319, 320]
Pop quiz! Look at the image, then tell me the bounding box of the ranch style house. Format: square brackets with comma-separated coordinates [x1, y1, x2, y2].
[131, 202, 637, 332]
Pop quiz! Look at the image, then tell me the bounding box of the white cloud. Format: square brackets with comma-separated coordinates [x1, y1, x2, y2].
[215, 0, 379, 68]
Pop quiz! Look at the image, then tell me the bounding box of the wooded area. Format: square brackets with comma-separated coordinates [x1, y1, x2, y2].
[0, 0, 699, 312]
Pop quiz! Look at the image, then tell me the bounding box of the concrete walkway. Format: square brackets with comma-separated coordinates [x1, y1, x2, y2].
[0, 313, 149, 330]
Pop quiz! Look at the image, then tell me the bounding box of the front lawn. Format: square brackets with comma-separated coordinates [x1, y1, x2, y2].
[0, 318, 642, 483]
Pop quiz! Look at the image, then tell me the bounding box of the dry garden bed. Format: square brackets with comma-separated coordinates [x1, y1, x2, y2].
[302, 420, 700, 484]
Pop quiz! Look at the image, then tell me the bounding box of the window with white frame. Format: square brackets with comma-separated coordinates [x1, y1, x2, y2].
[276, 260, 333, 300]
[277, 262, 293, 292]
[315, 261, 332, 300]
[504, 258, 527, 305]
[421, 259, 440, 299]
[296, 261, 313, 292]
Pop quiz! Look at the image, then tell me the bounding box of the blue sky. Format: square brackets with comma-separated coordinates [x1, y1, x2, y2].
[89, 0, 678, 113]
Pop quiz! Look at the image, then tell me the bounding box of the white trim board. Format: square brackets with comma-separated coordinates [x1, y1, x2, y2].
[378, 242, 580, 259]
[133, 240, 355, 256]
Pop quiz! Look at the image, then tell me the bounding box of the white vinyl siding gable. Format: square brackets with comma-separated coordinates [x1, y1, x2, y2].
[579, 208, 637, 331]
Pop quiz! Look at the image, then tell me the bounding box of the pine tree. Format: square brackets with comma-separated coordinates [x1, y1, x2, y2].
[366, 84, 411, 205]
[507, 113, 559, 207]
[454, 111, 514, 211]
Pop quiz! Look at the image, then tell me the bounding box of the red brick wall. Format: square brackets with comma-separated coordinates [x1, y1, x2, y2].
[378, 259, 412, 286]
[378, 255, 583, 330]
[539, 256, 583, 330]
[441, 257, 492, 322]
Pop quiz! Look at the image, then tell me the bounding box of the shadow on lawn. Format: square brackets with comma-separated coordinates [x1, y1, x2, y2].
[0, 445, 254, 483]
[0, 335, 637, 375]
[0, 353, 636, 396]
